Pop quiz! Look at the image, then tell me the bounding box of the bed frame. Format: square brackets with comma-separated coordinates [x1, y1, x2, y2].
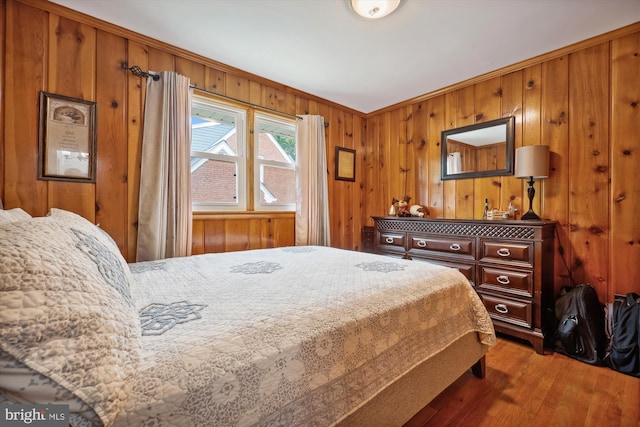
[339, 332, 488, 426]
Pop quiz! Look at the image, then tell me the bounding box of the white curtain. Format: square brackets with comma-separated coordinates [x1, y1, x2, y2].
[295, 115, 330, 246]
[447, 152, 462, 174]
[136, 71, 193, 261]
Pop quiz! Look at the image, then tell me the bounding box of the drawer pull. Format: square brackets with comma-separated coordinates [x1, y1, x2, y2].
[495, 303, 509, 314]
[497, 248, 511, 257]
[496, 275, 510, 285]
[385, 237, 394, 244]
[416, 240, 427, 248]
[449, 243, 461, 251]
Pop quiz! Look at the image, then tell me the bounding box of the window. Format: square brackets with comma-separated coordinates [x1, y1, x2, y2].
[190, 94, 296, 212]
[191, 96, 246, 211]
[254, 112, 296, 211]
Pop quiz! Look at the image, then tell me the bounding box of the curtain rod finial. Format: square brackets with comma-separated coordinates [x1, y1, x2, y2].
[129, 65, 159, 81]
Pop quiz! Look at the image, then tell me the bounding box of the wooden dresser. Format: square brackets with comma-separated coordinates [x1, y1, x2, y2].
[372, 216, 556, 354]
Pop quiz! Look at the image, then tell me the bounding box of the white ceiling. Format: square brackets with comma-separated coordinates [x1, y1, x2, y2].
[50, 0, 640, 114]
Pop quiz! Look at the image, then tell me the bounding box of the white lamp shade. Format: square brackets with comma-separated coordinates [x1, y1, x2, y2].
[515, 145, 550, 178]
[350, 0, 401, 19]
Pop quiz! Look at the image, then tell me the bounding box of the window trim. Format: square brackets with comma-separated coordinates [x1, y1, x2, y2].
[190, 92, 297, 213]
[253, 111, 297, 212]
[191, 94, 247, 212]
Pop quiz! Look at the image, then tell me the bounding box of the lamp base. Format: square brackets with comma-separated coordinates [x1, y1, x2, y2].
[521, 176, 541, 220]
[521, 209, 541, 220]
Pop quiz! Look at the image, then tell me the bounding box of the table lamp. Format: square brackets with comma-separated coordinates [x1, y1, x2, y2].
[515, 145, 549, 220]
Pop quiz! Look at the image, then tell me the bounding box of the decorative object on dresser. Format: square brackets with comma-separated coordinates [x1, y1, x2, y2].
[515, 145, 550, 220]
[373, 216, 556, 354]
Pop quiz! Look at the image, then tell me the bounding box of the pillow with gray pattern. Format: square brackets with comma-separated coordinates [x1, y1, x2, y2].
[0, 209, 141, 426]
[0, 207, 31, 225]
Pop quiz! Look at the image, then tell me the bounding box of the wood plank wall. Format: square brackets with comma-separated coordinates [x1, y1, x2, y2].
[364, 24, 640, 302]
[1, 0, 638, 302]
[1, 0, 366, 260]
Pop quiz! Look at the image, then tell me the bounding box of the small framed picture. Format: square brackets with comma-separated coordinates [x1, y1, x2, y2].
[38, 91, 97, 183]
[335, 146, 356, 182]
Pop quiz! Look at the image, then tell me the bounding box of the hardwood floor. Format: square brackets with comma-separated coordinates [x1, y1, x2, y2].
[407, 335, 640, 427]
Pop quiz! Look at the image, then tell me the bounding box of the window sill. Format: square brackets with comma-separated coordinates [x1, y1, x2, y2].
[193, 211, 295, 221]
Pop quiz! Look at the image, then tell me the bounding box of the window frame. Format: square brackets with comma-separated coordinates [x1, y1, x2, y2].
[191, 94, 247, 212]
[253, 111, 297, 212]
[190, 92, 297, 213]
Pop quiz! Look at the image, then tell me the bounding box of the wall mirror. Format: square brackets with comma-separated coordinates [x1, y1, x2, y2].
[441, 116, 515, 180]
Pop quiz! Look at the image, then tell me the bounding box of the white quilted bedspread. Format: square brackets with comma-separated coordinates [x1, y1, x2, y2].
[115, 246, 495, 427]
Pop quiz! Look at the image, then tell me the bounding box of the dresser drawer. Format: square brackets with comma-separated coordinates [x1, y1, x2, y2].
[479, 292, 532, 329]
[408, 234, 475, 261]
[412, 257, 476, 285]
[480, 240, 533, 268]
[378, 231, 405, 247]
[478, 266, 533, 297]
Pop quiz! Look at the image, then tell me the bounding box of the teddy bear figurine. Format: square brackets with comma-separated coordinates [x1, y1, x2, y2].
[397, 196, 412, 217]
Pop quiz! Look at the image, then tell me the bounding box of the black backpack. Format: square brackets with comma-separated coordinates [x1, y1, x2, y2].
[554, 284, 606, 365]
[604, 293, 640, 377]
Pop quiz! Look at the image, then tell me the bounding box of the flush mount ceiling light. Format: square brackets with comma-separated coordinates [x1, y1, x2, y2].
[350, 0, 402, 20]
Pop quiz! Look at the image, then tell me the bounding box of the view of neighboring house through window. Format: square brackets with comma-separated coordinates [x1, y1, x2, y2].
[190, 94, 296, 212]
[254, 112, 296, 211]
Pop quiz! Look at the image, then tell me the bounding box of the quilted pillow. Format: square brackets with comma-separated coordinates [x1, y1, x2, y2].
[0, 209, 141, 426]
[0, 207, 31, 225]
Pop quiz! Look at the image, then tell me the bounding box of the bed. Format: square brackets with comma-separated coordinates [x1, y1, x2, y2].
[0, 208, 495, 426]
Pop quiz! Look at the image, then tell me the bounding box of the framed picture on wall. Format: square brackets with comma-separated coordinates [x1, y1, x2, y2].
[335, 146, 356, 182]
[38, 91, 97, 183]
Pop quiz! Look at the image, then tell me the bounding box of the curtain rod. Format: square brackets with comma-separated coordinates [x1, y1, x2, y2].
[129, 66, 305, 122]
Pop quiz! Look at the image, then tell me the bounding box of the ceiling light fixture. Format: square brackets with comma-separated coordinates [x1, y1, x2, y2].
[350, 0, 402, 20]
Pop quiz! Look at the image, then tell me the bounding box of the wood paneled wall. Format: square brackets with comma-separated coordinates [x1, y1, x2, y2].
[363, 24, 640, 302]
[1, 0, 638, 302]
[1, 0, 366, 261]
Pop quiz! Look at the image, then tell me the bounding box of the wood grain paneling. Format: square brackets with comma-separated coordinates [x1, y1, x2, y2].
[353, 114, 365, 247]
[176, 57, 204, 88]
[147, 46, 174, 74]
[191, 215, 294, 254]
[191, 219, 205, 255]
[204, 67, 225, 95]
[499, 70, 524, 216]
[568, 43, 610, 298]
[453, 85, 475, 219]
[522, 64, 543, 218]
[4, 1, 47, 214]
[610, 33, 640, 299]
[443, 92, 457, 218]
[473, 77, 502, 218]
[540, 56, 570, 286]
[126, 40, 148, 261]
[95, 29, 128, 254]
[426, 97, 445, 218]
[47, 15, 96, 221]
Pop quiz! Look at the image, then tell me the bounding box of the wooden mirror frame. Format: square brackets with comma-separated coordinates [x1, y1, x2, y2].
[441, 116, 515, 180]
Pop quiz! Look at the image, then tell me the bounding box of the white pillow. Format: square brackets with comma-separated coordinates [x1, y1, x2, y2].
[0, 207, 31, 225]
[0, 209, 140, 426]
